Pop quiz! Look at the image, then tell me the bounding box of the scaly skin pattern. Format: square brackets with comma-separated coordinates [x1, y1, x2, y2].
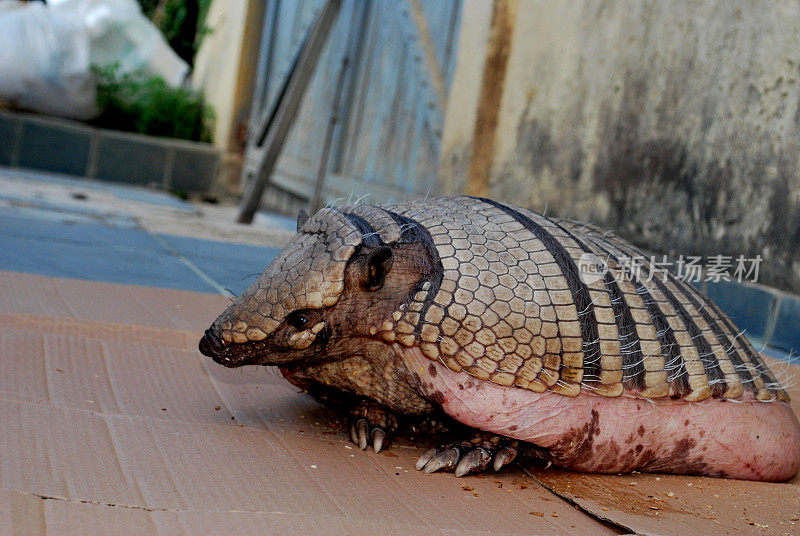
[199, 196, 800, 481]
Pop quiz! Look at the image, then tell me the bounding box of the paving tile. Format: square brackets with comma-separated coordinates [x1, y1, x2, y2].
[170, 148, 218, 193]
[156, 234, 279, 295]
[770, 295, 800, 357]
[705, 280, 776, 340]
[0, 114, 16, 166]
[0, 214, 216, 292]
[0, 193, 138, 227]
[94, 136, 167, 186]
[17, 121, 91, 176]
[4, 167, 196, 211]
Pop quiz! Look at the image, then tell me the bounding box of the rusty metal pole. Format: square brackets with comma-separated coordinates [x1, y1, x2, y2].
[464, 0, 518, 198]
[237, 0, 342, 224]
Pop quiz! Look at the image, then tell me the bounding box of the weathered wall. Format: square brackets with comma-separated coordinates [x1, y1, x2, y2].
[439, 0, 492, 194]
[192, 0, 265, 190]
[439, 0, 800, 293]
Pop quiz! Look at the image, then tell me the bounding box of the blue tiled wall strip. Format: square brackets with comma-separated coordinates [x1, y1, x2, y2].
[705, 281, 800, 361]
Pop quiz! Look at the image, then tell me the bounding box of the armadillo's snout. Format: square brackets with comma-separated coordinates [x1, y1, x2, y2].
[199, 329, 231, 365]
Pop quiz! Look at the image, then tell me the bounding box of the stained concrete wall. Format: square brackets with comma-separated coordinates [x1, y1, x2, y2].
[439, 0, 800, 293]
[192, 0, 265, 191]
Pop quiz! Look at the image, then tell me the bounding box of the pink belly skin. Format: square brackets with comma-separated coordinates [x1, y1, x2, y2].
[401, 347, 800, 481]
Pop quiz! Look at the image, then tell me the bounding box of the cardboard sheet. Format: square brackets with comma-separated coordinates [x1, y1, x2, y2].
[522, 360, 800, 535]
[0, 271, 616, 535]
[2, 270, 798, 535]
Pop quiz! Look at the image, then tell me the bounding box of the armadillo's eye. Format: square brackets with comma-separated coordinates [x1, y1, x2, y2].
[286, 310, 309, 330]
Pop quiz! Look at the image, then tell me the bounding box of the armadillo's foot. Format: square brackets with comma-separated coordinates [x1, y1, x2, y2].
[415, 435, 519, 477]
[348, 400, 399, 453]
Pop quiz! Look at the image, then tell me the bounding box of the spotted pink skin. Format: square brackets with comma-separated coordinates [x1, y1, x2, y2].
[402, 347, 800, 481]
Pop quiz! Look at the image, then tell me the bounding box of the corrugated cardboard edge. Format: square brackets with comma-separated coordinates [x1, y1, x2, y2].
[1, 272, 618, 536]
[521, 358, 800, 536]
[3, 271, 798, 535]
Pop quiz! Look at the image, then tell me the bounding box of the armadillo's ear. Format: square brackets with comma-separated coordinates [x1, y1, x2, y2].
[363, 246, 393, 291]
[296, 209, 310, 232]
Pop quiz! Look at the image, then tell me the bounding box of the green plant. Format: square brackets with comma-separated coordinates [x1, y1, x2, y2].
[92, 63, 214, 143]
[138, 0, 213, 66]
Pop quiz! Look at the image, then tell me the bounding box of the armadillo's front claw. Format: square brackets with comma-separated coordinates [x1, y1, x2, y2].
[349, 421, 359, 445]
[356, 419, 369, 450]
[493, 445, 517, 472]
[372, 427, 386, 453]
[422, 447, 460, 474]
[415, 438, 519, 477]
[349, 418, 392, 453]
[415, 448, 438, 470]
[455, 446, 491, 477]
[347, 401, 399, 453]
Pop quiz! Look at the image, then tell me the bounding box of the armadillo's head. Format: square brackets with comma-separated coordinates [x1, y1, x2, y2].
[198, 206, 428, 368]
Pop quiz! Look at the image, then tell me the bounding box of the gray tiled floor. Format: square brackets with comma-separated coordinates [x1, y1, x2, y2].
[0, 171, 278, 295]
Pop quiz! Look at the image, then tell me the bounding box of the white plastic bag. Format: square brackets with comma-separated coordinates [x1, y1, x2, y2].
[52, 0, 189, 86]
[0, 2, 96, 119]
[0, 0, 189, 120]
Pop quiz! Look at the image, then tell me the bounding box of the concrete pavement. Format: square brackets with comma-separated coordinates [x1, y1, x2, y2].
[0, 166, 292, 296]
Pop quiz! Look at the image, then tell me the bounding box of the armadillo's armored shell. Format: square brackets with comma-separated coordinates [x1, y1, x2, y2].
[338, 196, 786, 403]
[215, 209, 363, 343]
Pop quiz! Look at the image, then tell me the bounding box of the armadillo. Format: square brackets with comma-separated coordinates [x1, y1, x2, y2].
[199, 196, 800, 481]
